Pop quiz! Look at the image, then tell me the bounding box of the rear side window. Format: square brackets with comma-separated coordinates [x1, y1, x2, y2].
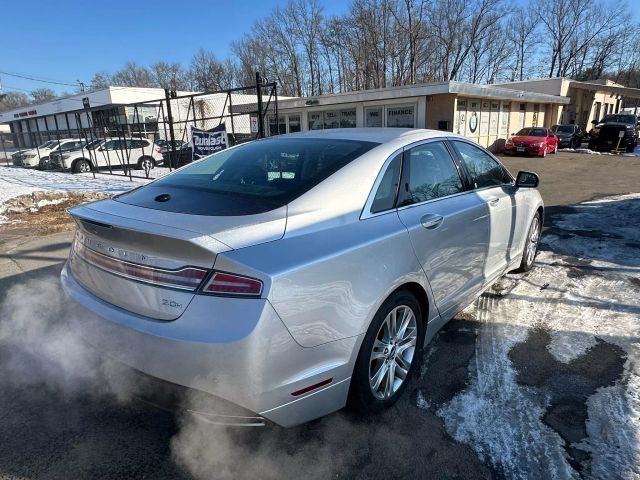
[117, 138, 378, 216]
[371, 153, 401, 213]
[398, 142, 464, 206]
[451, 141, 511, 189]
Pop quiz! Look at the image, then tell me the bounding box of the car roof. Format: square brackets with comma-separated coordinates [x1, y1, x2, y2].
[275, 127, 462, 144]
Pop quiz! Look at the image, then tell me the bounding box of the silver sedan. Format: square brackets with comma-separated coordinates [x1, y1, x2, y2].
[61, 128, 543, 427]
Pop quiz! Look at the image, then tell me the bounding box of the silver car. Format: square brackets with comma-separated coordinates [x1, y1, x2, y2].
[61, 128, 543, 427]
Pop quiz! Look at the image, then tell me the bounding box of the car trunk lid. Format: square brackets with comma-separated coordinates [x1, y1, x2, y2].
[67, 199, 286, 320]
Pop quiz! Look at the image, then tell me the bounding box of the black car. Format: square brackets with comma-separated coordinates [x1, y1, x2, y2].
[551, 124, 583, 149]
[162, 143, 193, 168]
[588, 114, 639, 152]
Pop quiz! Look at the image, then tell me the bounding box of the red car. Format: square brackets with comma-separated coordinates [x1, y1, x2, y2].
[504, 127, 558, 157]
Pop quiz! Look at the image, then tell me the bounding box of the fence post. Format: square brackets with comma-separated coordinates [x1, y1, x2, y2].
[165, 89, 177, 171]
[1, 138, 7, 166]
[256, 72, 265, 139]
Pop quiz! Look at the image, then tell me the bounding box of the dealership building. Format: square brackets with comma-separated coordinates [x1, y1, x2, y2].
[5, 77, 640, 152]
[241, 78, 640, 151]
[0, 87, 258, 149]
[498, 78, 640, 130]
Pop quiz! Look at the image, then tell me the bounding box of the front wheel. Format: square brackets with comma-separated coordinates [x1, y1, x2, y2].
[349, 290, 423, 414]
[38, 157, 50, 170]
[516, 212, 541, 273]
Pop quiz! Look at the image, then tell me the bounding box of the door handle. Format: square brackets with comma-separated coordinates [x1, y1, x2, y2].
[420, 214, 444, 230]
[487, 196, 500, 207]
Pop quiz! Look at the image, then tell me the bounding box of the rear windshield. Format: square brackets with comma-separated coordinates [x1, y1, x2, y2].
[116, 137, 378, 216]
[516, 128, 546, 137]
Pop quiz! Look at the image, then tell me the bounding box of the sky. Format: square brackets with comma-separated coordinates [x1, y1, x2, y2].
[1, 0, 349, 96]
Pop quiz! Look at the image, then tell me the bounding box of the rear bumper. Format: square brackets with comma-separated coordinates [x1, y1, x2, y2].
[60, 263, 359, 427]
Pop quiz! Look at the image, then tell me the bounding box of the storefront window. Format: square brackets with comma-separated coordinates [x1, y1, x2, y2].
[340, 109, 356, 128]
[386, 106, 415, 128]
[365, 107, 383, 127]
[308, 112, 323, 130]
[289, 114, 301, 133]
[323, 110, 340, 129]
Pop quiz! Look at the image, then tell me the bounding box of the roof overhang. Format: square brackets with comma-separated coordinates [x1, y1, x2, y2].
[231, 80, 569, 114]
[568, 81, 640, 99]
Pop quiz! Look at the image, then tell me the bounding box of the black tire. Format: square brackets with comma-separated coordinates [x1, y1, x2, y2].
[38, 157, 50, 170]
[137, 156, 155, 171]
[73, 159, 91, 174]
[626, 141, 636, 153]
[348, 289, 424, 414]
[515, 212, 541, 273]
[588, 141, 597, 151]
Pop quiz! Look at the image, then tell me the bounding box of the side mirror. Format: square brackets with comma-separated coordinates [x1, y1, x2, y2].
[516, 171, 539, 188]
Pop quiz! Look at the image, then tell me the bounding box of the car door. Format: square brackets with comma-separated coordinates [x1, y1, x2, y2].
[449, 140, 520, 280]
[396, 140, 490, 317]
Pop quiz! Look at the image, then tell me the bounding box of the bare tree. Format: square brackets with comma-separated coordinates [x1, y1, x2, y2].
[89, 71, 111, 91]
[111, 62, 155, 87]
[151, 62, 187, 91]
[187, 49, 227, 92]
[30, 88, 57, 103]
[506, 6, 539, 81]
[0, 92, 30, 112]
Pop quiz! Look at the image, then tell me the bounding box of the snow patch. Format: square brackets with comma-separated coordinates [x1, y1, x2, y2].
[435, 193, 640, 478]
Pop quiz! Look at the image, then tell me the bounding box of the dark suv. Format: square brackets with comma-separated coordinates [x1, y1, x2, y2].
[588, 114, 639, 152]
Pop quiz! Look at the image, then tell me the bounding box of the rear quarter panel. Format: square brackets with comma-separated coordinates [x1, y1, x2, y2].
[214, 211, 436, 348]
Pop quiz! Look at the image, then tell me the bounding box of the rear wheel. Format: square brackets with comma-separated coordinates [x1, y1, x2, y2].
[349, 290, 423, 414]
[73, 159, 91, 174]
[516, 212, 541, 273]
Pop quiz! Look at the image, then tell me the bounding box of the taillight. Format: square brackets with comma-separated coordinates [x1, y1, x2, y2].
[73, 240, 208, 291]
[202, 272, 263, 296]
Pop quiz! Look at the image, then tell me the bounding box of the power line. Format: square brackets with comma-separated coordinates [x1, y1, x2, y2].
[0, 70, 79, 87]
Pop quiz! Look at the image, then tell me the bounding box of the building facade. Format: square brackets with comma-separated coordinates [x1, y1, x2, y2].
[254, 81, 569, 151]
[498, 78, 640, 131]
[0, 87, 258, 149]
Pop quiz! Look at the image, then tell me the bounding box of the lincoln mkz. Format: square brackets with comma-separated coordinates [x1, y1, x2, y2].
[61, 128, 543, 427]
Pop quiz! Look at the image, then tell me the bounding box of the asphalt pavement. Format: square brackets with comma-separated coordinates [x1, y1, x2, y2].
[0, 151, 639, 479]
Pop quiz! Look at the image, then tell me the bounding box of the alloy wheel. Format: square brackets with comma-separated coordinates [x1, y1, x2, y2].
[79, 162, 90, 173]
[369, 305, 418, 400]
[525, 215, 540, 266]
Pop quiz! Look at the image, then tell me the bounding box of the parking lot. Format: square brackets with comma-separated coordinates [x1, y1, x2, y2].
[0, 151, 639, 479]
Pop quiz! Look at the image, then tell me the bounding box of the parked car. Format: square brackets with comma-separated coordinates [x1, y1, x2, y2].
[588, 114, 639, 152]
[161, 142, 193, 168]
[61, 128, 543, 427]
[551, 124, 583, 149]
[53, 137, 163, 173]
[504, 127, 558, 157]
[154, 139, 185, 155]
[12, 139, 84, 168]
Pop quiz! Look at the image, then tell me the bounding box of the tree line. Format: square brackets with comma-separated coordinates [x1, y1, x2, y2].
[2, 0, 640, 114]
